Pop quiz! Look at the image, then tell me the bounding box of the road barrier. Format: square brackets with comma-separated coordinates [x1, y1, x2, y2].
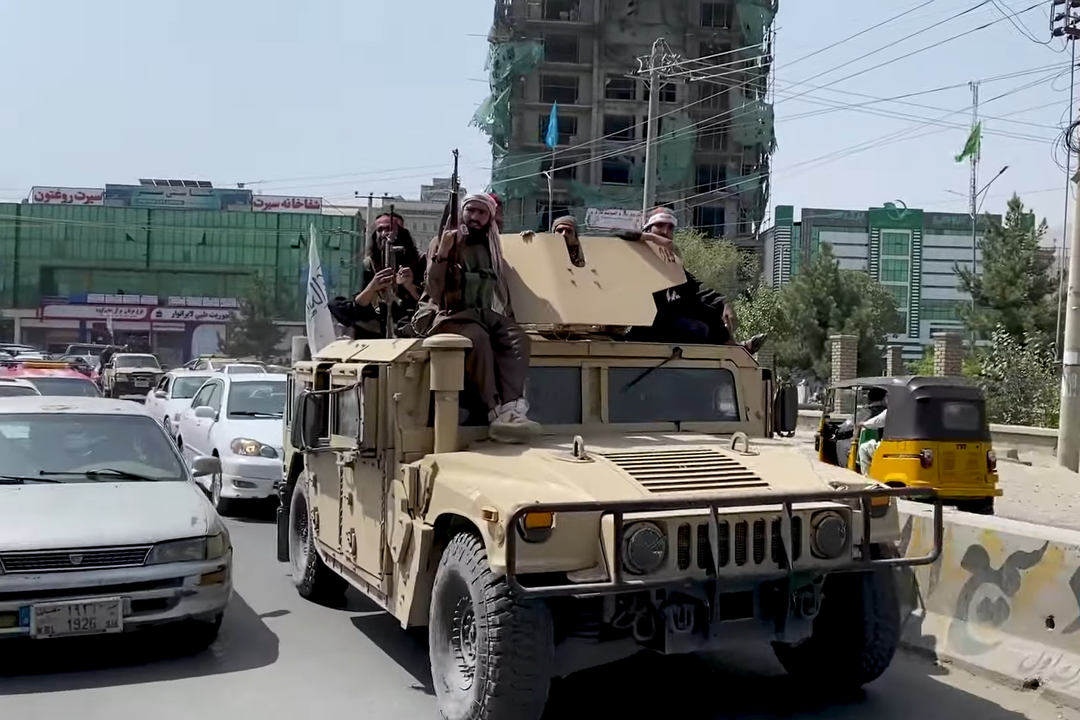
[796, 409, 1058, 457]
[897, 501, 1080, 707]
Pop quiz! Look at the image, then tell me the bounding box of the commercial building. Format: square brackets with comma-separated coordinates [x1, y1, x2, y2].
[0, 180, 363, 364]
[479, 0, 776, 244]
[762, 204, 1005, 360]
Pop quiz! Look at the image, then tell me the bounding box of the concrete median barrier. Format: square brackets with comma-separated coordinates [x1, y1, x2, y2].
[897, 500, 1080, 706]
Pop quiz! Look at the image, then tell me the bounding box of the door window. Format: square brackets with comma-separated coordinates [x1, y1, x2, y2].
[191, 384, 214, 407]
[205, 383, 223, 411]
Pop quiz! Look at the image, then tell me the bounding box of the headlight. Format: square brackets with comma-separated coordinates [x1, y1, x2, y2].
[231, 438, 278, 458]
[810, 511, 849, 559]
[623, 522, 667, 575]
[146, 532, 231, 565]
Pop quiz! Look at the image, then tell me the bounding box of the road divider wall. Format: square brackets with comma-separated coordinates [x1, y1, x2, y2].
[897, 500, 1080, 706]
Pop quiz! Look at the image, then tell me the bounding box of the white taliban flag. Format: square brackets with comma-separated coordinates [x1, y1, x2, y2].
[305, 223, 336, 357]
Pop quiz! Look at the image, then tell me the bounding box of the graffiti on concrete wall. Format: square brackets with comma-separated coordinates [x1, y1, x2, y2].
[948, 541, 1050, 655]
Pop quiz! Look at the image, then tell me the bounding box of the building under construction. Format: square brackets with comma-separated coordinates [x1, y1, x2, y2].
[476, 0, 777, 245]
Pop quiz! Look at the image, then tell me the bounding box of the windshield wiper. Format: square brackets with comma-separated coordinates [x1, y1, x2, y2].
[230, 411, 284, 418]
[0, 475, 63, 484]
[39, 469, 163, 482]
[624, 347, 683, 391]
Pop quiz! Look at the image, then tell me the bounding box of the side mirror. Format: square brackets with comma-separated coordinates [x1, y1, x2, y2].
[191, 455, 221, 478]
[194, 405, 218, 420]
[154, 390, 167, 399]
[299, 392, 326, 450]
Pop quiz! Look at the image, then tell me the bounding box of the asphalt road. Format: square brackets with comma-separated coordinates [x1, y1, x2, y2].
[0, 506, 1076, 720]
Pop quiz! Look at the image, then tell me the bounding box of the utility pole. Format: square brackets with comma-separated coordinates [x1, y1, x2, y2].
[354, 191, 380, 256]
[1052, 0, 1080, 471]
[640, 38, 664, 217]
[968, 80, 980, 352]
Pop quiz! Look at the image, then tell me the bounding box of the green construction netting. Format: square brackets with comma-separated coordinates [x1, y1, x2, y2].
[656, 112, 696, 189]
[730, 100, 776, 151]
[471, 40, 544, 156]
[491, 152, 546, 201]
[737, 0, 778, 48]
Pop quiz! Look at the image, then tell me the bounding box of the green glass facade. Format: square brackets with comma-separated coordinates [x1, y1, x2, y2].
[0, 203, 363, 318]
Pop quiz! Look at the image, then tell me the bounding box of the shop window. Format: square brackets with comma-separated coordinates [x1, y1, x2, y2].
[540, 74, 580, 104]
[537, 113, 578, 145]
[604, 115, 636, 141]
[605, 75, 636, 100]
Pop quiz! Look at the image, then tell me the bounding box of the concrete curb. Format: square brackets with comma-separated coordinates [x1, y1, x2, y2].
[896, 501, 1080, 707]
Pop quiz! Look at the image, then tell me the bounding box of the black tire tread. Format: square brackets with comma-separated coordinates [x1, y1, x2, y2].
[774, 545, 901, 688]
[291, 475, 348, 603]
[432, 532, 554, 720]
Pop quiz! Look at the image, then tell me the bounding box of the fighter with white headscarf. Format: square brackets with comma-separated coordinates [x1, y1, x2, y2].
[413, 193, 539, 443]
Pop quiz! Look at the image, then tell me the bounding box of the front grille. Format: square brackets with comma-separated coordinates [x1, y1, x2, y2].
[602, 449, 769, 493]
[683, 517, 803, 573]
[0, 546, 151, 573]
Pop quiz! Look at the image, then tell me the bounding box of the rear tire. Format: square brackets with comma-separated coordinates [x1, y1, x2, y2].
[773, 544, 901, 689]
[429, 532, 554, 720]
[288, 474, 347, 604]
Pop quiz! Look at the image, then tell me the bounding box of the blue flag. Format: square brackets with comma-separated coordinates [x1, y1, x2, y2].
[544, 103, 559, 149]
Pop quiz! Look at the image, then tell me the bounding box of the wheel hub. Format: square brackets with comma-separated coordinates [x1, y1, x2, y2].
[451, 596, 478, 688]
[290, 492, 310, 573]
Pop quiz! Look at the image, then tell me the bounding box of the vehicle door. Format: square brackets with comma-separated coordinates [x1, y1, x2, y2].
[148, 375, 169, 415]
[190, 381, 224, 457]
[179, 382, 217, 459]
[332, 379, 384, 582]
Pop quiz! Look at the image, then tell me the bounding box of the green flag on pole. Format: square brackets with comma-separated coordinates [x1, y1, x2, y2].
[955, 122, 982, 163]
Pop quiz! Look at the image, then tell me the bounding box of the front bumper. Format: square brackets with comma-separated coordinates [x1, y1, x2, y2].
[505, 486, 944, 599]
[0, 552, 232, 638]
[219, 456, 281, 500]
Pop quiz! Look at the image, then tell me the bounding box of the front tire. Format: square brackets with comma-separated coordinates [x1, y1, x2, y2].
[288, 475, 347, 604]
[210, 471, 236, 517]
[429, 532, 554, 720]
[176, 614, 223, 653]
[773, 545, 901, 689]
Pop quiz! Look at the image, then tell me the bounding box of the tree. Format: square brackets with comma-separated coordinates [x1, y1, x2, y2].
[222, 273, 285, 359]
[968, 326, 1059, 427]
[772, 245, 903, 379]
[734, 281, 782, 339]
[675, 229, 758, 299]
[956, 194, 1056, 345]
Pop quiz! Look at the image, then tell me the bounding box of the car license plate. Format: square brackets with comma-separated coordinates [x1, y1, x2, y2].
[134, 379, 149, 387]
[30, 598, 123, 639]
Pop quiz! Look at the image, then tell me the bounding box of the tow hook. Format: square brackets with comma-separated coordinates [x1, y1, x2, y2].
[794, 583, 822, 620]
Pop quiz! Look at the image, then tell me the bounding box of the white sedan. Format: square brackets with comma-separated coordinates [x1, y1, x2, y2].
[175, 373, 286, 516]
[145, 370, 212, 437]
[0, 396, 231, 648]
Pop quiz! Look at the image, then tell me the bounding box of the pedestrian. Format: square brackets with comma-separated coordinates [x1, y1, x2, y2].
[413, 193, 539, 443]
[330, 212, 426, 339]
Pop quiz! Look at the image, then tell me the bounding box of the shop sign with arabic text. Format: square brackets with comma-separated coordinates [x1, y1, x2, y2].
[30, 187, 105, 206]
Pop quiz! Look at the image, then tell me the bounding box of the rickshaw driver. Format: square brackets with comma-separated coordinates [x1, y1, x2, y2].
[835, 387, 887, 470]
[857, 406, 888, 475]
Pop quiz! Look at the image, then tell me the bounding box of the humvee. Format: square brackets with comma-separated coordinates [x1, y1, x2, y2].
[275, 233, 943, 720]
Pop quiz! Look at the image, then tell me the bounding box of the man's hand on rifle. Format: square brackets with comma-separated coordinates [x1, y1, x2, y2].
[355, 267, 395, 306]
[437, 229, 460, 260]
[396, 266, 419, 299]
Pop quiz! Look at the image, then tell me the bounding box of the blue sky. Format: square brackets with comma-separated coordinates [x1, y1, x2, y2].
[0, 0, 1072, 241]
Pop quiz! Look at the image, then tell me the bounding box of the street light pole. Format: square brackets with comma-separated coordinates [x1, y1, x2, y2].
[968, 80, 980, 351]
[641, 38, 664, 217]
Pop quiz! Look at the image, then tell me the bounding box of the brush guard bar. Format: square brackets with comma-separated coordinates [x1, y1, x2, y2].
[504, 486, 943, 599]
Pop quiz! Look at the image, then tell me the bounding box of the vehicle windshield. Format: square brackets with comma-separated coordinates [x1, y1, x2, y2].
[0, 385, 39, 398]
[172, 376, 210, 399]
[24, 377, 101, 397]
[115, 355, 160, 369]
[67, 345, 106, 356]
[227, 381, 286, 418]
[0, 413, 185, 482]
[608, 367, 740, 423]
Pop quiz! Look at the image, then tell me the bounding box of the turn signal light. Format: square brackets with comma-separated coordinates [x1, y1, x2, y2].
[920, 449, 934, 469]
[516, 511, 554, 544]
[987, 450, 997, 473]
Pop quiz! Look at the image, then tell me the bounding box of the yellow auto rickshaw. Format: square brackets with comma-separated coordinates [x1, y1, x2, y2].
[815, 375, 1001, 515]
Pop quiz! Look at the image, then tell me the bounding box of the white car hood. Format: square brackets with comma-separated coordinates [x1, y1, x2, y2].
[217, 416, 284, 451]
[0, 481, 214, 551]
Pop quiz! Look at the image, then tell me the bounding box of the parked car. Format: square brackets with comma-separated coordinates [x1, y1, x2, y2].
[184, 356, 266, 373]
[0, 378, 42, 398]
[102, 353, 164, 400]
[220, 363, 267, 375]
[63, 343, 109, 358]
[0, 396, 231, 648]
[176, 373, 286, 515]
[145, 370, 213, 437]
[0, 360, 101, 397]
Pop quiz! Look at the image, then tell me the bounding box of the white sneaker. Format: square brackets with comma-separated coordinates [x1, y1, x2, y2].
[489, 399, 540, 444]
